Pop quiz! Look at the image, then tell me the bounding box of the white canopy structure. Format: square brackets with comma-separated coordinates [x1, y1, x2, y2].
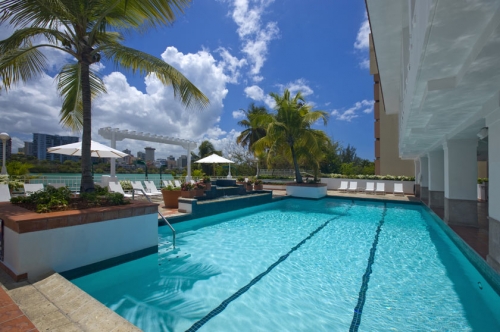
[195, 153, 234, 177]
[98, 127, 198, 180]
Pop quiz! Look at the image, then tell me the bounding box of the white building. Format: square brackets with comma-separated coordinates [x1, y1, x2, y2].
[366, 0, 500, 272]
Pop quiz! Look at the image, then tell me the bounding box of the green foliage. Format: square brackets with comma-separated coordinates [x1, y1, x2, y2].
[202, 176, 211, 183]
[120, 180, 132, 191]
[162, 185, 180, 191]
[181, 182, 194, 191]
[0, 175, 24, 190]
[192, 169, 204, 177]
[254, 179, 262, 185]
[478, 178, 489, 184]
[6, 161, 33, 175]
[237, 177, 245, 182]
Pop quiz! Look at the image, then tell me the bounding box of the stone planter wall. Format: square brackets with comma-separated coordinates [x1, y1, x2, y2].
[0, 200, 158, 281]
[321, 178, 415, 194]
[286, 183, 327, 199]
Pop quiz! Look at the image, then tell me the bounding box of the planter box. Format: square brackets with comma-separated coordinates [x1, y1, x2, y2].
[161, 190, 182, 208]
[321, 178, 415, 195]
[181, 190, 196, 199]
[0, 200, 158, 281]
[286, 183, 327, 199]
[254, 184, 263, 190]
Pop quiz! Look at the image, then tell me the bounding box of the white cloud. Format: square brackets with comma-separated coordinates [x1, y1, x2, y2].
[354, 13, 371, 70]
[244, 85, 275, 108]
[0, 46, 239, 159]
[232, 110, 246, 119]
[217, 47, 247, 83]
[354, 15, 370, 50]
[227, 0, 279, 81]
[278, 78, 314, 96]
[331, 100, 374, 121]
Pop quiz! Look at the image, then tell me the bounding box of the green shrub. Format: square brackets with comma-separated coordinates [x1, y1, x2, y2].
[323, 174, 415, 181]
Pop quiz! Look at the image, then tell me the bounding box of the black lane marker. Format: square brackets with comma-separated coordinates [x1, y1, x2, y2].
[186, 203, 354, 332]
[349, 202, 387, 332]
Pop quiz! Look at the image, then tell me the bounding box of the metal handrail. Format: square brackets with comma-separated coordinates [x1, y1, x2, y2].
[132, 189, 176, 249]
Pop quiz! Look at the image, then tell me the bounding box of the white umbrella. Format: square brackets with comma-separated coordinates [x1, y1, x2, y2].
[195, 153, 234, 176]
[47, 140, 128, 158]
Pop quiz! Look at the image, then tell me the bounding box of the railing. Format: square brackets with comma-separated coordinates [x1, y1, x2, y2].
[131, 189, 176, 249]
[258, 169, 313, 177]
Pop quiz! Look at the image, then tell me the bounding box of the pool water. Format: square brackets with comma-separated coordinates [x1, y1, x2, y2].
[71, 198, 500, 331]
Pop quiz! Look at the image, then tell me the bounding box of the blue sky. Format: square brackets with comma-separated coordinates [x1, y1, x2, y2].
[0, 0, 374, 160]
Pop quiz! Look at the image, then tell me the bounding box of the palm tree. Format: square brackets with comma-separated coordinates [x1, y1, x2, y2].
[253, 89, 329, 183]
[0, 0, 209, 192]
[236, 103, 268, 176]
[236, 103, 268, 151]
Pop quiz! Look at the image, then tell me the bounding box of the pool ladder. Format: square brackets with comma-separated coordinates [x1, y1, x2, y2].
[132, 189, 176, 249]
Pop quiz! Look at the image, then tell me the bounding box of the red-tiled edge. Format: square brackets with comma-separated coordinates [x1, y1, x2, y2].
[0, 200, 158, 234]
[0, 288, 38, 331]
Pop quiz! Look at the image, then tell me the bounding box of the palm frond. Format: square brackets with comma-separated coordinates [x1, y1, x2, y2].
[0, 46, 48, 90]
[56, 63, 106, 131]
[100, 43, 209, 110]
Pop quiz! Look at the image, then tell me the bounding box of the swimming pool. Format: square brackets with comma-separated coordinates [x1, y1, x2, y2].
[70, 198, 500, 331]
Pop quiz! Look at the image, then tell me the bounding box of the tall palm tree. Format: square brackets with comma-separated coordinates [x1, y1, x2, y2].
[0, 0, 209, 192]
[236, 103, 268, 152]
[253, 89, 329, 183]
[236, 103, 268, 175]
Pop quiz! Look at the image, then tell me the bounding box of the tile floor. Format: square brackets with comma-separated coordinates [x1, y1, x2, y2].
[0, 287, 37, 332]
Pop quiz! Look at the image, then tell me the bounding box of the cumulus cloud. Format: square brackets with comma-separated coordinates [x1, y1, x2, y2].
[217, 47, 247, 83]
[227, 0, 279, 81]
[244, 85, 275, 108]
[354, 13, 371, 70]
[277, 78, 314, 96]
[331, 100, 374, 121]
[232, 110, 246, 119]
[0, 46, 238, 159]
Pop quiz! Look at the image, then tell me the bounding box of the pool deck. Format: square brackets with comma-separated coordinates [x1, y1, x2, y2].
[0, 188, 489, 331]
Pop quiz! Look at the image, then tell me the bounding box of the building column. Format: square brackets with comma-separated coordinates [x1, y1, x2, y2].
[486, 110, 500, 273]
[186, 144, 192, 181]
[420, 156, 429, 201]
[427, 150, 445, 208]
[443, 139, 478, 227]
[414, 159, 421, 197]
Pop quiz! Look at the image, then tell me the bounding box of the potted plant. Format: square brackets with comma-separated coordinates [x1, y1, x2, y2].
[254, 179, 263, 190]
[245, 179, 253, 191]
[202, 176, 212, 191]
[161, 185, 182, 208]
[237, 176, 245, 184]
[194, 182, 206, 197]
[180, 182, 196, 198]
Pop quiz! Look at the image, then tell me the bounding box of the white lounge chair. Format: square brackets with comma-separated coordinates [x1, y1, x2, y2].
[174, 180, 181, 187]
[24, 183, 44, 196]
[338, 181, 348, 192]
[108, 182, 133, 198]
[48, 183, 66, 189]
[163, 180, 173, 188]
[375, 183, 386, 195]
[365, 182, 375, 194]
[394, 183, 404, 196]
[144, 181, 162, 195]
[0, 184, 11, 202]
[347, 181, 358, 193]
[131, 181, 161, 196]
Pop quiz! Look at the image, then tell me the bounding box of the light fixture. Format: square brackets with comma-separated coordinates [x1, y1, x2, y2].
[477, 127, 488, 140]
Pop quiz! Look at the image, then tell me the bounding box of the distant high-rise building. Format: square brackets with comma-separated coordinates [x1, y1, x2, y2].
[121, 149, 132, 164]
[145, 147, 155, 162]
[177, 155, 187, 169]
[33, 133, 79, 162]
[137, 151, 146, 160]
[24, 141, 33, 156]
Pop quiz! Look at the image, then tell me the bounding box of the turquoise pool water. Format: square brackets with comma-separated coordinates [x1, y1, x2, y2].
[71, 198, 500, 331]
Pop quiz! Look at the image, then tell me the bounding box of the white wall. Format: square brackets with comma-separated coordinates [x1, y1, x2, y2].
[443, 139, 478, 200]
[428, 150, 445, 191]
[4, 213, 158, 281]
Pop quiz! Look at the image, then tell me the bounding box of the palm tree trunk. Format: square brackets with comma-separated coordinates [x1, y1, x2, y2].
[80, 62, 94, 192]
[290, 144, 303, 183]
